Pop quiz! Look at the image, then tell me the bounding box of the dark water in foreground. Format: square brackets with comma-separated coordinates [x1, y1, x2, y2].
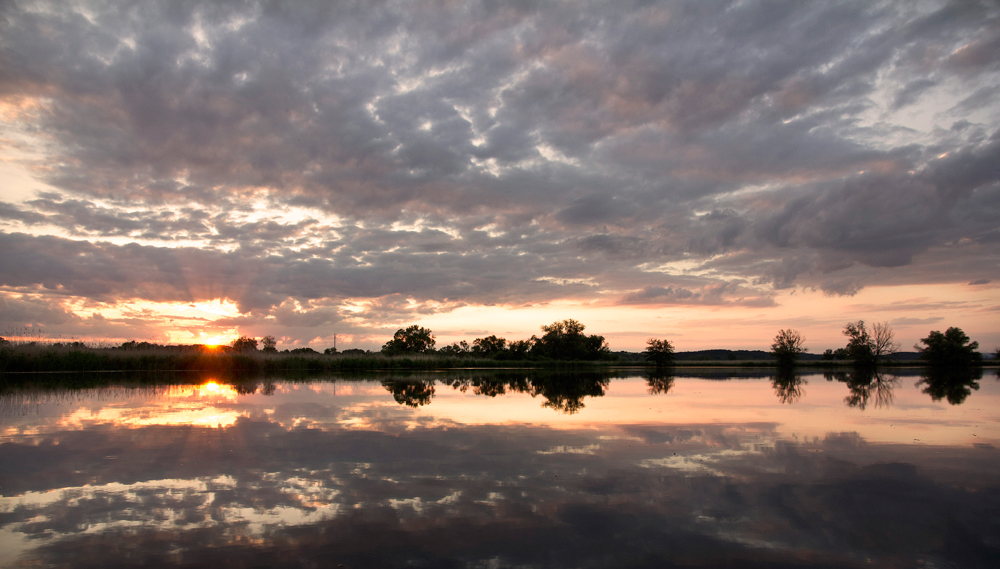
[1, 369, 998, 568]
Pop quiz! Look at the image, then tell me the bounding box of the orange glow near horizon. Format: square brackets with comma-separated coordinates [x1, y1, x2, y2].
[7, 282, 997, 353]
[418, 283, 1000, 352]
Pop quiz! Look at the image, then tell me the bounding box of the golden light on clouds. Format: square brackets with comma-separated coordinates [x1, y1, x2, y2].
[0, 0, 997, 351]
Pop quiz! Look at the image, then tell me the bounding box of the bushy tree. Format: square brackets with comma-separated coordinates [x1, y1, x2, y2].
[472, 335, 507, 357]
[771, 329, 805, 367]
[261, 335, 277, 353]
[506, 339, 532, 360]
[916, 327, 982, 367]
[231, 336, 258, 353]
[530, 319, 611, 361]
[438, 341, 472, 356]
[118, 340, 157, 351]
[842, 321, 898, 366]
[644, 338, 675, 367]
[381, 325, 436, 355]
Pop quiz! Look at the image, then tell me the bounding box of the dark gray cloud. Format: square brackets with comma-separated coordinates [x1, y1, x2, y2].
[0, 0, 998, 342]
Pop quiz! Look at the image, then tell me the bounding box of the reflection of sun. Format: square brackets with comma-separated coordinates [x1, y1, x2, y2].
[190, 381, 238, 400]
[56, 381, 245, 429]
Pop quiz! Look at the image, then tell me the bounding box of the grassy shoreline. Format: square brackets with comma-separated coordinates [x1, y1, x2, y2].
[0, 346, 618, 375]
[2, 345, 996, 377]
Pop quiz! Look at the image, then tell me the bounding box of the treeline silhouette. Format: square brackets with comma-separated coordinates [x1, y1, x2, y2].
[382, 319, 615, 362]
[2, 318, 993, 376]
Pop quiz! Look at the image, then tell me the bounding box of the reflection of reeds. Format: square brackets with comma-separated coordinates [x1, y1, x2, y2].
[0, 384, 168, 417]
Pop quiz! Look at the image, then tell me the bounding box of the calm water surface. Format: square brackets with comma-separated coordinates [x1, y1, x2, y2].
[1, 369, 998, 568]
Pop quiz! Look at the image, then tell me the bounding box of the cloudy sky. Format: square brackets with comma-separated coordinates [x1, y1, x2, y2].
[1, 0, 998, 351]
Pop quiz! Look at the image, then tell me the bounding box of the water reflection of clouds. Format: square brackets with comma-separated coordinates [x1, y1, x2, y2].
[0, 471, 345, 564]
[0, 406, 998, 567]
[1, 375, 999, 566]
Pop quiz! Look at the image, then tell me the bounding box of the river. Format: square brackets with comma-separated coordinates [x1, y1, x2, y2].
[1, 368, 998, 568]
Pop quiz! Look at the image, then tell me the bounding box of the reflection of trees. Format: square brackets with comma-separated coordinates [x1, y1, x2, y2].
[529, 373, 609, 414]
[381, 380, 435, 407]
[442, 372, 609, 414]
[771, 368, 804, 404]
[916, 366, 982, 405]
[825, 369, 899, 411]
[447, 373, 530, 398]
[645, 368, 675, 395]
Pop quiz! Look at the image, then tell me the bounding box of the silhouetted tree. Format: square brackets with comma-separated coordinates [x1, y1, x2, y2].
[261, 335, 277, 353]
[438, 340, 472, 356]
[842, 321, 898, 366]
[118, 340, 157, 351]
[644, 338, 675, 367]
[323, 347, 338, 355]
[530, 319, 611, 361]
[916, 327, 982, 367]
[771, 329, 805, 367]
[381, 325, 436, 355]
[472, 335, 507, 357]
[231, 336, 258, 353]
[505, 339, 532, 360]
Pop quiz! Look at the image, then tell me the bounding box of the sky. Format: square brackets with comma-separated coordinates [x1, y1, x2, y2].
[0, 0, 998, 352]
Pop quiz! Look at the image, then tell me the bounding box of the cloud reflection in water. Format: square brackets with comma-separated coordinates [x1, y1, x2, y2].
[0, 372, 998, 568]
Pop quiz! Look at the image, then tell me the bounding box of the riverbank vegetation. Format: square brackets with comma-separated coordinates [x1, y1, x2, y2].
[1, 319, 994, 376]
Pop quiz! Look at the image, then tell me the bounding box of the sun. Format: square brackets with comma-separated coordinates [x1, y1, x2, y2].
[198, 333, 234, 347]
